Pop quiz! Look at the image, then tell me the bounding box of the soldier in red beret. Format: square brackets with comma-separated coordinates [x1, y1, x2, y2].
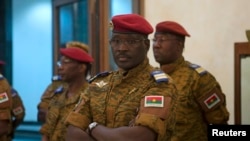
[152, 21, 230, 141]
[40, 42, 94, 141]
[37, 41, 91, 123]
[65, 14, 178, 141]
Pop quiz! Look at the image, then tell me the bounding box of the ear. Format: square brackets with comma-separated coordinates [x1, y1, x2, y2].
[79, 63, 87, 73]
[177, 41, 184, 52]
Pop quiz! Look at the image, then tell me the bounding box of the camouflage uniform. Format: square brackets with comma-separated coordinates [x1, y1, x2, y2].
[37, 75, 64, 123]
[161, 56, 229, 141]
[0, 74, 12, 141]
[10, 88, 25, 139]
[65, 58, 177, 141]
[40, 83, 89, 141]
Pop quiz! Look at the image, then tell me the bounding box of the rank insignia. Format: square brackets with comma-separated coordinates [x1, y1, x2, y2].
[54, 85, 64, 94]
[11, 89, 17, 97]
[95, 80, 108, 88]
[144, 96, 164, 107]
[204, 93, 221, 109]
[0, 74, 4, 80]
[151, 70, 169, 83]
[189, 63, 207, 75]
[0, 92, 9, 103]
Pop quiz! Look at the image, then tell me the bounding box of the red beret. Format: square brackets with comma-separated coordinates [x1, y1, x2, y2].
[110, 13, 153, 35]
[60, 47, 94, 63]
[156, 21, 190, 37]
[0, 60, 5, 65]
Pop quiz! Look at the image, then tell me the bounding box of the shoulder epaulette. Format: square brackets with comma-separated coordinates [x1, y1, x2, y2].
[88, 71, 112, 83]
[0, 74, 4, 80]
[151, 70, 169, 83]
[189, 63, 207, 76]
[52, 75, 62, 81]
[11, 88, 18, 97]
[54, 85, 64, 94]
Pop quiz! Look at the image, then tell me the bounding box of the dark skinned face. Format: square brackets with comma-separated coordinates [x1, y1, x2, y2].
[57, 56, 86, 82]
[152, 33, 183, 65]
[109, 33, 149, 71]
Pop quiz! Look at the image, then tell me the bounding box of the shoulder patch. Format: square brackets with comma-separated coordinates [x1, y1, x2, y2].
[151, 70, 169, 83]
[0, 92, 9, 103]
[88, 71, 112, 83]
[189, 63, 207, 76]
[54, 85, 64, 94]
[52, 75, 62, 81]
[0, 74, 4, 80]
[197, 87, 224, 112]
[13, 106, 24, 115]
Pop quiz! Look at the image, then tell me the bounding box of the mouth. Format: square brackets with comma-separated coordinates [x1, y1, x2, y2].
[116, 54, 130, 62]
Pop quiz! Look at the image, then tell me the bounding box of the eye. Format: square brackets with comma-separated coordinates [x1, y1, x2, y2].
[114, 39, 121, 44]
[110, 39, 122, 45]
[127, 39, 137, 45]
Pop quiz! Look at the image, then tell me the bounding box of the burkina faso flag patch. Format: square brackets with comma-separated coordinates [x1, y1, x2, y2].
[144, 95, 164, 107]
[0, 92, 9, 103]
[204, 93, 221, 109]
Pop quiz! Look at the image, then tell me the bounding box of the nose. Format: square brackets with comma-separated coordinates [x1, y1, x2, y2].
[117, 43, 129, 50]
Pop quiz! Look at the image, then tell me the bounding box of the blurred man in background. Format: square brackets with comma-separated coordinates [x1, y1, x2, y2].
[0, 60, 24, 141]
[37, 41, 90, 123]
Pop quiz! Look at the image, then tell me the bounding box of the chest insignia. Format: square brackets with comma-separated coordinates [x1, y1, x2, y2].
[144, 95, 164, 107]
[95, 80, 108, 88]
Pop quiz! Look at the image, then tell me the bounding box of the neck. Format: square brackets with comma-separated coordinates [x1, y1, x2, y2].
[67, 76, 87, 97]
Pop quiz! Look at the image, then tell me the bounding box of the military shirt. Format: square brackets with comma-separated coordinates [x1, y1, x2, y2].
[65, 58, 178, 141]
[37, 78, 64, 122]
[40, 83, 89, 141]
[10, 88, 25, 139]
[0, 74, 12, 141]
[161, 56, 229, 141]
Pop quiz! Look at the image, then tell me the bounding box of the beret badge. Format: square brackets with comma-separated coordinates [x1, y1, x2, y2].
[109, 21, 114, 31]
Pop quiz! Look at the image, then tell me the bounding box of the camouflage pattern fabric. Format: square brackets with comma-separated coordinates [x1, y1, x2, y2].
[161, 56, 229, 141]
[0, 74, 12, 141]
[37, 79, 64, 122]
[40, 83, 89, 141]
[65, 58, 177, 141]
[9, 88, 25, 140]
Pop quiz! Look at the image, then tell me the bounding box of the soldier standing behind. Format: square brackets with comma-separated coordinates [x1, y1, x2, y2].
[39, 42, 94, 141]
[0, 60, 25, 140]
[37, 41, 90, 123]
[152, 21, 230, 141]
[65, 13, 178, 141]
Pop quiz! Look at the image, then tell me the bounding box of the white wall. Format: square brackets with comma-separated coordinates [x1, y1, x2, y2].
[145, 0, 250, 124]
[12, 0, 52, 121]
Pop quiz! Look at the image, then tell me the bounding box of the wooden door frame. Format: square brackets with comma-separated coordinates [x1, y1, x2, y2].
[234, 42, 250, 124]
